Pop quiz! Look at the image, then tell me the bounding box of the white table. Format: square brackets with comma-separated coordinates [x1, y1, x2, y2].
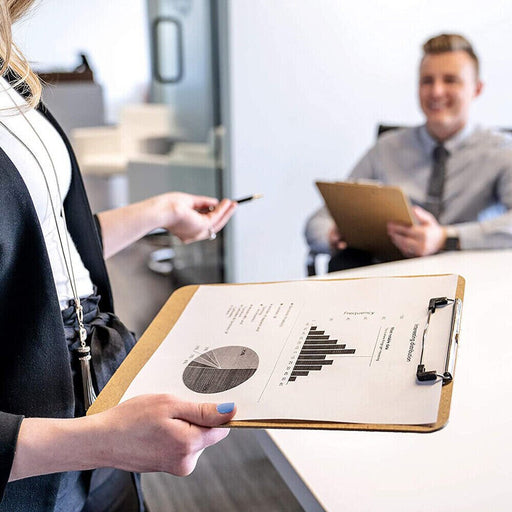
[255, 250, 512, 512]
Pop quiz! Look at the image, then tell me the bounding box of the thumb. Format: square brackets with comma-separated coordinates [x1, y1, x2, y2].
[172, 400, 237, 427]
[412, 205, 436, 226]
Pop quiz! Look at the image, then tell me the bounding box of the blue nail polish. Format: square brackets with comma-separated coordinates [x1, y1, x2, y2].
[217, 402, 235, 414]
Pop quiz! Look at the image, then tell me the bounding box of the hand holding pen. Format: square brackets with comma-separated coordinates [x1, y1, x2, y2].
[153, 193, 234, 243]
[162, 192, 262, 243]
[198, 194, 263, 238]
[205, 194, 262, 238]
[198, 194, 263, 212]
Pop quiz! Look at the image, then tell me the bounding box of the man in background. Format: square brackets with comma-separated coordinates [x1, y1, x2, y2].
[305, 33, 512, 272]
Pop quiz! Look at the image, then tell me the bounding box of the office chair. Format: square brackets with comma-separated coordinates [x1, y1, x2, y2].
[376, 124, 403, 137]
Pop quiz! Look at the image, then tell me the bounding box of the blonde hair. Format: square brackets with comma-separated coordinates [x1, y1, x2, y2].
[0, 0, 41, 107]
[422, 33, 480, 78]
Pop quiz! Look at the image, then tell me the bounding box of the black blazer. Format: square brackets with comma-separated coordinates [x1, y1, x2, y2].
[0, 102, 113, 505]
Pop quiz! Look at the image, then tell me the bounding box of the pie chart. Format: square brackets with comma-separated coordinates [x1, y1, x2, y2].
[182, 346, 259, 394]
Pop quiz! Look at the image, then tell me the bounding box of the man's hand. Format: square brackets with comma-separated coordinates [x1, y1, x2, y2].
[328, 225, 347, 252]
[387, 205, 447, 257]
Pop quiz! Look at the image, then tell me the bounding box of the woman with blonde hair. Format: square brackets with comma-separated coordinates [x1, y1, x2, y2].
[0, 1, 237, 510]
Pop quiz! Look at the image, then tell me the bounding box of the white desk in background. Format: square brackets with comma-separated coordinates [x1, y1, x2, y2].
[254, 250, 512, 512]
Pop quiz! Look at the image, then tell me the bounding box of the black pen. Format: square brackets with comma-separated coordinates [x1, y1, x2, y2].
[198, 194, 263, 213]
[234, 193, 263, 204]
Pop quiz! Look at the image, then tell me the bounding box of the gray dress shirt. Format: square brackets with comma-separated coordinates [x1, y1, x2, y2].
[305, 124, 512, 254]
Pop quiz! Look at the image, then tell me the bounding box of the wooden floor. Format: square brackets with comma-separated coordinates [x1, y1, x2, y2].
[106, 237, 304, 512]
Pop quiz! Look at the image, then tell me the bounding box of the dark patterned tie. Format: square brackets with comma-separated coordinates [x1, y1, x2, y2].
[426, 144, 449, 219]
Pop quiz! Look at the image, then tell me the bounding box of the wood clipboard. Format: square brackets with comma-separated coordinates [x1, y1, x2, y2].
[316, 181, 415, 261]
[88, 275, 464, 433]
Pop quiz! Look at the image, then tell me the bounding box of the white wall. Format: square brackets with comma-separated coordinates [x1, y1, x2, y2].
[13, 0, 149, 123]
[225, 0, 512, 283]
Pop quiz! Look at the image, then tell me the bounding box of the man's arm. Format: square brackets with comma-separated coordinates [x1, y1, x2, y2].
[388, 157, 512, 256]
[452, 210, 512, 250]
[388, 206, 512, 257]
[446, 153, 512, 250]
[96, 192, 237, 259]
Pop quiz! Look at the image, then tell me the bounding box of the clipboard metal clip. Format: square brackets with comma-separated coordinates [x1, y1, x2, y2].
[416, 296, 462, 385]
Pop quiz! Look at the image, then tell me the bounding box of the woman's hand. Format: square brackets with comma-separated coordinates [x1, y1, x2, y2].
[10, 395, 236, 481]
[157, 192, 237, 244]
[93, 394, 235, 475]
[98, 192, 237, 259]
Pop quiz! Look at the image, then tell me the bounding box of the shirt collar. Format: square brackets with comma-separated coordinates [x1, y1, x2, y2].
[418, 123, 475, 154]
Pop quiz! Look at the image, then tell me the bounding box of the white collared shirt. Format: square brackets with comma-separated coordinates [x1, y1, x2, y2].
[306, 123, 512, 253]
[0, 77, 94, 308]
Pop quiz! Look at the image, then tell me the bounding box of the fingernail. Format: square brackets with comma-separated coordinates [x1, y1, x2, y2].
[216, 402, 235, 414]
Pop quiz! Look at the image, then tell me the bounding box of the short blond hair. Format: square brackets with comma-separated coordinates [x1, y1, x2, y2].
[0, 0, 42, 107]
[422, 33, 480, 78]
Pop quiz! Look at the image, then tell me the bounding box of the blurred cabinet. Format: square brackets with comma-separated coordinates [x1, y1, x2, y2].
[127, 152, 218, 203]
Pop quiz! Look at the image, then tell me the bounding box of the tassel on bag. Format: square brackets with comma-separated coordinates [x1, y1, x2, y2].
[76, 317, 97, 411]
[77, 344, 97, 411]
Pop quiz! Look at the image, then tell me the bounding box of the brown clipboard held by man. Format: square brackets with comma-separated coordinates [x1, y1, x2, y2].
[315, 181, 415, 261]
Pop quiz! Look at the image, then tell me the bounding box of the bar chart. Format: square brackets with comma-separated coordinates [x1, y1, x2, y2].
[288, 325, 356, 382]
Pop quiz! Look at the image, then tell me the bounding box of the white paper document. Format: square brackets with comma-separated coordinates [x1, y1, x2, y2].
[122, 275, 460, 425]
